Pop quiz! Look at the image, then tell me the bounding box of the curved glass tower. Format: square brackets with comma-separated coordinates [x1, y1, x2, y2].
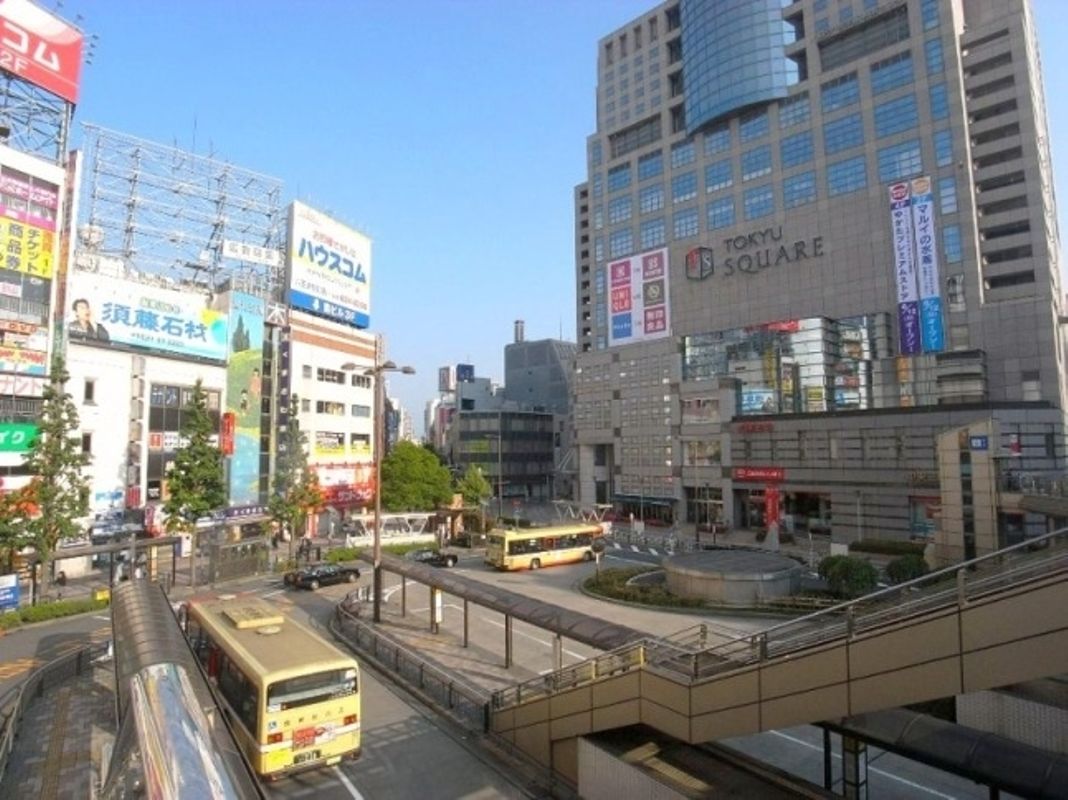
[681, 0, 792, 132]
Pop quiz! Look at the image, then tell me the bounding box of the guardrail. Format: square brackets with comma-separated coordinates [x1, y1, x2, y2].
[0, 641, 110, 786]
[493, 527, 1068, 709]
[332, 595, 490, 733]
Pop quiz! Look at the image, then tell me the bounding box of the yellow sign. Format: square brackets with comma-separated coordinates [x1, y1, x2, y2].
[0, 217, 54, 278]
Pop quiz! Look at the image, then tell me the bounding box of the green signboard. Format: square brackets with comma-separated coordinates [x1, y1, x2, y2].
[0, 423, 38, 452]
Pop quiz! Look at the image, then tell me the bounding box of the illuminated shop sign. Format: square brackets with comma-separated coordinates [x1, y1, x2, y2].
[686, 226, 824, 281]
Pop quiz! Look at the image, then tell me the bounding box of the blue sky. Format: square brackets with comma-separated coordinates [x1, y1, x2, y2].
[49, 0, 1068, 435]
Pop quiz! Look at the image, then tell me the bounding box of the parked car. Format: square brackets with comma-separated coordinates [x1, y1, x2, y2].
[404, 548, 458, 568]
[285, 563, 361, 590]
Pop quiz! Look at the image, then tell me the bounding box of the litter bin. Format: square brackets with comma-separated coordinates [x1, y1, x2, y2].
[93, 586, 111, 603]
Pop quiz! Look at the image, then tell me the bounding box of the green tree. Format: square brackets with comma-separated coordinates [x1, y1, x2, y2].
[886, 553, 929, 585]
[269, 399, 323, 557]
[163, 380, 225, 534]
[381, 440, 453, 511]
[456, 464, 492, 508]
[0, 482, 35, 572]
[21, 354, 90, 592]
[818, 554, 878, 599]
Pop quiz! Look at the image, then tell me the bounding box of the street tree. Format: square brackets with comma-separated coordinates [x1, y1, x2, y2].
[456, 464, 493, 534]
[21, 354, 90, 591]
[269, 398, 323, 558]
[381, 440, 453, 511]
[163, 379, 225, 534]
[0, 481, 34, 573]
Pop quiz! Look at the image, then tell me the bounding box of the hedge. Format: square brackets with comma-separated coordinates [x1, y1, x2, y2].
[584, 567, 706, 609]
[886, 553, 930, 585]
[848, 538, 926, 556]
[0, 596, 111, 631]
[818, 555, 879, 599]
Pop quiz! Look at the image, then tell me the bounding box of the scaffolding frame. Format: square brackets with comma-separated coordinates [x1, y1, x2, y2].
[0, 73, 71, 163]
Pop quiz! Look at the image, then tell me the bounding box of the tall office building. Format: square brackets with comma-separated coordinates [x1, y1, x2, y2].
[573, 0, 1065, 555]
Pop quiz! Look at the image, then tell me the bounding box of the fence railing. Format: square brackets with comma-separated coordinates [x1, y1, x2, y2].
[493, 527, 1068, 710]
[0, 641, 110, 786]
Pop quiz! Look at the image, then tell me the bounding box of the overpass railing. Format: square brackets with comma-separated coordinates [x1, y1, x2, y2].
[492, 527, 1068, 709]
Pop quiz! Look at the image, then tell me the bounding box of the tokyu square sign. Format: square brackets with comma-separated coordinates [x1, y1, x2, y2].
[686, 225, 824, 281]
[0, 422, 37, 452]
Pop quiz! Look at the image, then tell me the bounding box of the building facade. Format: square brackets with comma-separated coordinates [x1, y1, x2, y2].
[574, 0, 1065, 550]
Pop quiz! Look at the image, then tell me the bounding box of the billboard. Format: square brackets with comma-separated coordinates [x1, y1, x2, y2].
[225, 292, 264, 506]
[65, 272, 229, 361]
[910, 177, 945, 353]
[438, 365, 455, 393]
[889, 182, 921, 355]
[286, 201, 371, 328]
[456, 363, 474, 383]
[608, 247, 670, 347]
[0, 0, 83, 103]
[316, 462, 374, 509]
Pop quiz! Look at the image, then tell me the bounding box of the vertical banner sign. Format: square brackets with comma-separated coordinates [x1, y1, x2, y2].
[889, 182, 921, 355]
[608, 246, 671, 346]
[225, 292, 264, 506]
[910, 176, 945, 353]
[764, 486, 781, 529]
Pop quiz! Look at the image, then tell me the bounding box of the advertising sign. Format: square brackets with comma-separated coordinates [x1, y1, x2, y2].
[910, 177, 945, 353]
[0, 421, 35, 451]
[314, 430, 345, 457]
[224, 292, 263, 506]
[733, 467, 785, 482]
[437, 365, 455, 393]
[456, 363, 474, 383]
[889, 182, 921, 355]
[286, 201, 371, 329]
[0, 572, 18, 611]
[315, 462, 374, 509]
[608, 246, 670, 347]
[65, 272, 229, 360]
[0, 0, 83, 103]
[222, 239, 280, 268]
[741, 388, 776, 414]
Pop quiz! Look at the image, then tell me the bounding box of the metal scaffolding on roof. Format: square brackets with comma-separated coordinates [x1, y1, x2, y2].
[0, 73, 72, 163]
[76, 123, 286, 298]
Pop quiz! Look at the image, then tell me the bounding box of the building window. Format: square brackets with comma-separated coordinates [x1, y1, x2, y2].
[316, 400, 345, 415]
[707, 197, 735, 230]
[592, 174, 603, 198]
[934, 129, 953, 167]
[609, 228, 634, 257]
[929, 83, 949, 119]
[608, 196, 632, 224]
[640, 217, 666, 248]
[639, 184, 664, 214]
[947, 273, 966, 311]
[943, 224, 963, 263]
[824, 113, 864, 154]
[827, 155, 867, 196]
[705, 159, 732, 193]
[83, 379, 95, 404]
[873, 94, 918, 138]
[870, 51, 913, 95]
[780, 130, 813, 168]
[590, 140, 603, 167]
[783, 171, 817, 208]
[704, 123, 731, 155]
[301, 398, 311, 413]
[673, 207, 699, 239]
[816, 17, 829, 33]
[739, 110, 769, 142]
[670, 139, 695, 168]
[351, 404, 371, 418]
[938, 177, 958, 214]
[821, 72, 859, 113]
[594, 238, 604, 262]
[81, 433, 92, 454]
[743, 184, 774, 220]
[741, 146, 772, 182]
[302, 365, 312, 379]
[779, 92, 810, 128]
[925, 37, 944, 74]
[877, 139, 922, 182]
[607, 164, 632, 192]
[593, 206, 604, 230]
[672, 171, 698, 203]
[316, 367, 346, 384]
[921, 0, 939, 30]
[839, 5, 853, 23]
[638, 150, 663, 180]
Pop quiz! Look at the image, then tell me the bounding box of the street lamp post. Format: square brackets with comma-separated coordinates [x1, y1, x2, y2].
[365, 350, 415, 624]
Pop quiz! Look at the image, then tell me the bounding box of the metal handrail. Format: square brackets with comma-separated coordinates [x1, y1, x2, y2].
[0, 641, 109, 786]
[492, 527, 1068, 709]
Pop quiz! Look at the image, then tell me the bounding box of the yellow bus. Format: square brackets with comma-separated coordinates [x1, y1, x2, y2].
[182, 594, 361, 780]
[484, 522, 607, 570]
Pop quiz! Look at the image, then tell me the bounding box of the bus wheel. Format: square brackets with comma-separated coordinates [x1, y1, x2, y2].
[530, 559, 541, 570]
[583, 551, 593, 562]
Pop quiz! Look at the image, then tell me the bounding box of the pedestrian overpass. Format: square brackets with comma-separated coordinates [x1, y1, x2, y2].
[488, 529, 1068, 786]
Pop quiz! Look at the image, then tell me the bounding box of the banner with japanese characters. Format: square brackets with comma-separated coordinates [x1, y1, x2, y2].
[607, 246, 671, 347]
[888, 182, 921, 355]
[910, 176, 945, 353]
[66, 272, 229, 361]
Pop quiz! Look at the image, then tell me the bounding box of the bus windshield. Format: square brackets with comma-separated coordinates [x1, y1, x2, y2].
[267, 668, 357, 711]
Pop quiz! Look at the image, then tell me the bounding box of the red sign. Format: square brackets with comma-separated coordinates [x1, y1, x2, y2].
[737, 421, 774, 434]
[764, 486, 781, 527]
[0, 0, 83, 104]
[221, 412, 236, 456]
[733, 467, 785, 483]
[125, 485, 141, 508]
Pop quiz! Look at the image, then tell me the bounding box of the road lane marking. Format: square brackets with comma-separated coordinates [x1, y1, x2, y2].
[93, 615, 110, 621]
[262, 589, 285, 598]
[334, 766, 365, 799]
[478, 616, 588, 660]
[769, 730, 958, 799]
